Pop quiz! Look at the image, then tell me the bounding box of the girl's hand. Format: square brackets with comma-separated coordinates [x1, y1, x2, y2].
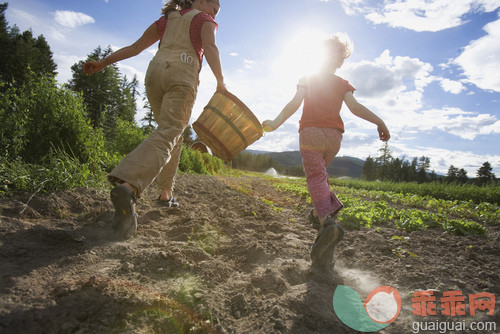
[83, 60, 106, 75]
[377, 123, 391, 142]
[262, 120, 277, 132]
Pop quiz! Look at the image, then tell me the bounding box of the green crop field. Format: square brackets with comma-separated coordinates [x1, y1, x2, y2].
[271, 177, 499, 236]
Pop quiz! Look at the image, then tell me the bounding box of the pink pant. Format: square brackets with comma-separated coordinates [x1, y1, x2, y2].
[300, 127, 343, 220]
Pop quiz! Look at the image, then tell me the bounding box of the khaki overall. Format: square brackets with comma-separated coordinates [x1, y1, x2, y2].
[108, 9, 201, 195]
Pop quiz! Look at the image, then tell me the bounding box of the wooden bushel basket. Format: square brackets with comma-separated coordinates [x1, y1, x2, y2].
[193, 90, 263, 162]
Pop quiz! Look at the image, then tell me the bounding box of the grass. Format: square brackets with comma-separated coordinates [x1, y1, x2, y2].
[0, 151, 108, 196]
[188, 223, 226, 256]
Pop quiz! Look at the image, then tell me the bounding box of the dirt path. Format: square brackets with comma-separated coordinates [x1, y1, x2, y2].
[0, 174, 498, 333]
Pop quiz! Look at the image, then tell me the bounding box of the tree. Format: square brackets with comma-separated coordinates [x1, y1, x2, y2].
[389, 157, 403, 182]
[416, 156, 430, 183]
[375, 142, 393, 181]
[457, 168, 468, 184]
[0, 3, 9, 78]
[0, 3, 57, 85]
[446, 165, 459, 183]
[400, 159, 412, 182]
[140, 99, 157, 134]
[362, 156, 377, 181]
[409, 157, 418, 182]
[68, 46, 138, 136]
[476, 162, 496, 186]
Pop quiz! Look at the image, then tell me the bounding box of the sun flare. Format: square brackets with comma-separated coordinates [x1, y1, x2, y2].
[273, 28, 329, 82]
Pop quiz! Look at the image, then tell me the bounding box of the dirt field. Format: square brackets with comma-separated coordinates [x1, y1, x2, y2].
[0, 173, 498, 333]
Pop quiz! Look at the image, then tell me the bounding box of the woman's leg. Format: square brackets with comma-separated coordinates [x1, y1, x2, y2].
[157, 136, 183, 201]
[108, 85, 195, 195]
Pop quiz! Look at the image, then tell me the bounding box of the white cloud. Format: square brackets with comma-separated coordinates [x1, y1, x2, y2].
[419, 108, 500, 140]
[453, 16, 500, 92]
[9, 8, 39, 26]
[339, 50, 433, 104]
[243, 59, 257, 69]
[343, 50, 433, 96]
[339, 0, 500, 32]
[439, 78, 466, 94]
[53, 10, 95, 29]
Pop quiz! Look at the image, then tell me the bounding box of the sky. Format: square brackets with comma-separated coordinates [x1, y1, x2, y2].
[6, 0, 500, 176]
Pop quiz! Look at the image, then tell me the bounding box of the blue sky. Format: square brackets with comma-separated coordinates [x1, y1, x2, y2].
[6, 0, 500, 176]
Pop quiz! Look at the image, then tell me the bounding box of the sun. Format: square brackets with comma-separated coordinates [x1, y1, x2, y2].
[273, 27, 329, 82]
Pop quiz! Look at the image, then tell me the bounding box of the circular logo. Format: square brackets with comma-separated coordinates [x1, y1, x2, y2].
[333, 285, 402, 332]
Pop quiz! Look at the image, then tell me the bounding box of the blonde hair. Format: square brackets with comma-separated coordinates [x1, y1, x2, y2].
[324, 33, 353, 59]
[162, 0, 194, 15]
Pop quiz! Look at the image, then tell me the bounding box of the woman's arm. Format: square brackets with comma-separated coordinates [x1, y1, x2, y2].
[83, 22, 160, 75]
[262, 87, 305, 132]
[201, 21, 225, 91]
[344, 91, 390, 141]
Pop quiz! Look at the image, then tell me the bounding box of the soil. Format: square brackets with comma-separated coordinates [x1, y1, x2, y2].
[0, 173, 499, 334]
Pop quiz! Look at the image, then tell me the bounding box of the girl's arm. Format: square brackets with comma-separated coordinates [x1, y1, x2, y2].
[262, 87, 305, 132]
[83, 22, 160, 75]
[201, 21, 225, 91]
[344, 91, 390, 141]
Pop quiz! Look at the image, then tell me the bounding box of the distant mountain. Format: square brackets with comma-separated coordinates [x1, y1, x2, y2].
[245, 150, 365, 178]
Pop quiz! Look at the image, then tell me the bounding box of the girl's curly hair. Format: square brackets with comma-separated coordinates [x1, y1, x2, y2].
[162, 0, 195, 15]
[323, 33, 353, 59]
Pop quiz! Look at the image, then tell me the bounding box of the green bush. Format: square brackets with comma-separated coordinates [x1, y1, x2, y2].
[0, 72, 107, 167]
[178, 145, 225, 175]
[106, 118, 148, 156]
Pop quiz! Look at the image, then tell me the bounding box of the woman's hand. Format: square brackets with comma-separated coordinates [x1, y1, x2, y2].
[216, 81, 227, 93]
[83, 60, 106, 75]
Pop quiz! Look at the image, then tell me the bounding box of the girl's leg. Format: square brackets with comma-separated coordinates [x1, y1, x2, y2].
[300, 128, 343, 223]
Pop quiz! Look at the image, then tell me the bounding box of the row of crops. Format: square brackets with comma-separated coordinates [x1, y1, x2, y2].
[271, 177, 499, 236]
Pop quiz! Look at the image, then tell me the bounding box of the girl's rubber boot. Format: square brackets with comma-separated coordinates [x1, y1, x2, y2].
[310, 217, 344, 269]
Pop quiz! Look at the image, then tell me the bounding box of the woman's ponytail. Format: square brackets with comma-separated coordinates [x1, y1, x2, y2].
[161, 0, 195, 15]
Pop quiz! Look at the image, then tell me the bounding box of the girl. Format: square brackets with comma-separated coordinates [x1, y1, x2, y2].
[83, 0, 224, 240]
[262, 34, 390, 269]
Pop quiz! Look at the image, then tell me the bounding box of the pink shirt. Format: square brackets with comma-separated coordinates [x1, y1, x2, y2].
[156, 9, 217, 63]
[298, 74, 355, 133]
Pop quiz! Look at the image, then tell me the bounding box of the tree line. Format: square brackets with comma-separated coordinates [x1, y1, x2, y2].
[362, 143, 497, 186]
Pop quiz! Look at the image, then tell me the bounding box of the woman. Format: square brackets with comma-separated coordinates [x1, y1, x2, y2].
[83, 0, 225, 240]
